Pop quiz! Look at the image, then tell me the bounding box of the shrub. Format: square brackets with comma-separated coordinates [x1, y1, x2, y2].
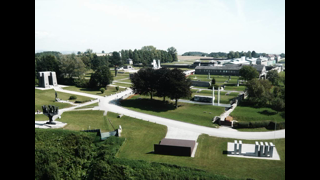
[69, 95, 77, 100]
[74, 77, 89, 88]
[35, 78, 39, 86]
[100, 88, 105, 94]
[115, 86, 119, 92]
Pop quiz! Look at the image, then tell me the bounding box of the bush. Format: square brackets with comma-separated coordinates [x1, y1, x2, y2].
[115, 86, 119, 91]
[35, 78, 39, 86]
[69, 95, 77, 100]
[100, 88, 105, 94]
[233, 121, 285, 130]
[74, 77, 89, 88]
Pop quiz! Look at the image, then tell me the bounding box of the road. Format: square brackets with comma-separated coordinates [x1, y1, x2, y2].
[52, 85, 285, 141]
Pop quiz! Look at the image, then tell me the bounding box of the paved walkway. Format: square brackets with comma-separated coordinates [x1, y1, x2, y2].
[36, 85, 285, 140]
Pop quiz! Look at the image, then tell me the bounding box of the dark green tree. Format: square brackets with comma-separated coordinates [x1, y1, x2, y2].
[130, 68, 158, 100]
[89, 65, 113, 88]
[167, 47, 178, 62]
[167, 68, 192, 108]
[239, 65, 259, 81]
[155, 67, 172, 102]
[267, 70, 280, 85]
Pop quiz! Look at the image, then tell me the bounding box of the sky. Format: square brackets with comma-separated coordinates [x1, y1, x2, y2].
[35, 0, 285, 55]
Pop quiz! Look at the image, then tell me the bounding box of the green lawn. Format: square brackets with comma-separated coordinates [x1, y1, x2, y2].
[35, 89, 94, 112]
[120, 95, 225, 128]
[62, 85, 126, 96]
[187, 89, 239, 104]
[112, 82, 132, 88]
[230, 105, 285, 123]
[52, 110, 285, 180]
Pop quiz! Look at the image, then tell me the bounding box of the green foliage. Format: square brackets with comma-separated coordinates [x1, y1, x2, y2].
[267, 70, 280, 85]
[239, 65, 259, 81]
[69, 95, 77, 100]
[115, 86, 119, 92]
[233, 121, 285, 130]
[35, 129, 233, 180]
[89, 65, 113, 88]
[35, 78, 39, 86]
[100, 88, 105, 94]
[74, 76, 90, 88]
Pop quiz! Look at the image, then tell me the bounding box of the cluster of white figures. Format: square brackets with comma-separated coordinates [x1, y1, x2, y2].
[232, 140, 275, 157]
[227, 140, 280, 160]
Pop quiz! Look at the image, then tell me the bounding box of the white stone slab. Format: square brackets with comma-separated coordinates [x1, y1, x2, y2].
[35, 121, 67, 129]
[227, 142, 280, 160]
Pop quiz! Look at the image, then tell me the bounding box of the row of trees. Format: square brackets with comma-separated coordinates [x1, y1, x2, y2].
[182, 51, 285, 59]
[130, 67, 191, 107]
[120, 46, 178, 66]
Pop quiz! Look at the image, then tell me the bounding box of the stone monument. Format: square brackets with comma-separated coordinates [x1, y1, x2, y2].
[38, 71, 58, 88]
[42, 105, 59, 125]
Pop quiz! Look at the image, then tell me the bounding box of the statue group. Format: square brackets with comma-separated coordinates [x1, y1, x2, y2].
[42, 105, 59, 124]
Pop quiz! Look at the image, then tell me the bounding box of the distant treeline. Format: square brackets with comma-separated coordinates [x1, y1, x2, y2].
[182, 51, 285, 59]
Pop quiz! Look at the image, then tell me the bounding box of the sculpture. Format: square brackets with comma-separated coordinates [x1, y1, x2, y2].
[42, 105, 59, 124]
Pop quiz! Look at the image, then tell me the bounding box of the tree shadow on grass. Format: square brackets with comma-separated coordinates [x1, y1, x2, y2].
[258, 110, 277, 116]
[120, 99, 177, 113]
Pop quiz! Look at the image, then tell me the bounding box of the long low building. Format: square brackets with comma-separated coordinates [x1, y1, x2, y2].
[195, 64, 266, 78]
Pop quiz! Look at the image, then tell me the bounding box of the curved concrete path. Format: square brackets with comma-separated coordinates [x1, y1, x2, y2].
[48, 85, 285, 140]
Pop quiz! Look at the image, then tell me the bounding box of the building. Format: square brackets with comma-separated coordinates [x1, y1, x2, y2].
[224, 56, 250, 65]
[195, 64, 266, 78]
[154, 138, 196, 157]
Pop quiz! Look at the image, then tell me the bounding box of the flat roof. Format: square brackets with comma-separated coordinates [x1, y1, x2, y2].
[160, 138, 196, 148]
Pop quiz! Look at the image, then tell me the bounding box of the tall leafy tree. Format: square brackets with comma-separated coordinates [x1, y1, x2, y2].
[155, 67, 171, 101]
[167, 68, 192, 108]
[130, 67, 158, 99]
[167, 47, 178, 62]
[239, 65, 259, 81]
[266, 70, 280, 85]
[89, 65, 113, 88]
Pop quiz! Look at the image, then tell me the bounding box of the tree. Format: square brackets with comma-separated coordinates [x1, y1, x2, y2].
[89, 65, 113, 88]
[271, 98, 285, 113]
[130, 67, 158, 100]
[239, 65, 259, 81]
[246, 79, 272, 107]
[266, 70, 280, 86]
[167, 47, 178, 62]
[167, 68, 192, 108]
[246, 51, 252, 58]
[252, 51, 257, 58]
[155, 67, 172, 101]
[58, 54, 86, 78]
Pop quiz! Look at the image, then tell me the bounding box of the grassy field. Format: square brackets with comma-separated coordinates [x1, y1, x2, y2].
[230, 105, 285, 123]
[120, 95, 225, 128]
[55, 110, 285, 180]
[35, 89, 94, 112]
[62, 85, 126, 96]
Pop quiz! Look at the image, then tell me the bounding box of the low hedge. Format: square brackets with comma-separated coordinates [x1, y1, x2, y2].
[233, 121, 285, 130]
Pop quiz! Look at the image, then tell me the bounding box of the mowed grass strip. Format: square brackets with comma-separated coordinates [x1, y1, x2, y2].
[120, 95, 225, 128]
[35, 89, 94, 112]
[62, 85, 126, 96]
[230, 105, 285, 123]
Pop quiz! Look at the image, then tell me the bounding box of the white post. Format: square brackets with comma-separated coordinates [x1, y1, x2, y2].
[212, 86, 215, 105]
[218, 87, 220, 105]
